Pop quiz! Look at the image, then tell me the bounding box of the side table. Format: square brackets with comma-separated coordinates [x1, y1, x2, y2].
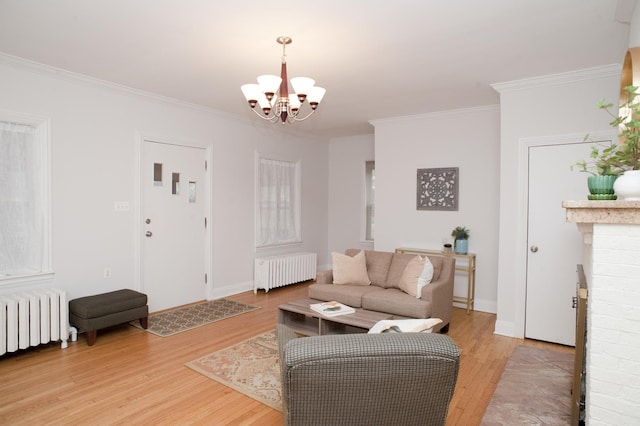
[395, 247, 476, 314]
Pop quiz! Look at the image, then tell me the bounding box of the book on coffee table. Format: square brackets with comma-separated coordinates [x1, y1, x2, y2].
[310, 301, 355, 317]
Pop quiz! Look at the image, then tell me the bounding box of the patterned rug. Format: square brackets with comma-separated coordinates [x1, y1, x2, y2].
[481, 345, 574, 425]
[131, 299, 260, 337]
[186, 330, 282, 411]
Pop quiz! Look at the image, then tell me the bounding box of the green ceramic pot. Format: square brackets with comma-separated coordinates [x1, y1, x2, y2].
[587, 175, 617, 200]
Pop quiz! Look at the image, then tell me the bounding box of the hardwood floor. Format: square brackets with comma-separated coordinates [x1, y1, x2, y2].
[0, 282, 573, 425]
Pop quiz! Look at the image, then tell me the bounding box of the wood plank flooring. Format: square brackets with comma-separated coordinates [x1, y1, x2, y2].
[0, 282, 573, 425]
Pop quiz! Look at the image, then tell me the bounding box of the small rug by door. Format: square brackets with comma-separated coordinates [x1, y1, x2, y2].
[481, 345, 574, 425]
[186, 330, 282, 411]
[131, 299, 260, 337]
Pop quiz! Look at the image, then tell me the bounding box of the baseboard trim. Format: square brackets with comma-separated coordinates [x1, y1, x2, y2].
[211, 280, 253, 300]
[494, 320, 516, 337]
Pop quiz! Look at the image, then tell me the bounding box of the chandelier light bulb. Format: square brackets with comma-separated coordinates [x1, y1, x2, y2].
[256, 74, 282, 101]
[307, 86, 326, 109]
[240, 84, 261, 108]
[288, 94, 301, 112]
[290, 77, 315, 100]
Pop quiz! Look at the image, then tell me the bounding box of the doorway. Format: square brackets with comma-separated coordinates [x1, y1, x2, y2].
[140, 139, 210, 312]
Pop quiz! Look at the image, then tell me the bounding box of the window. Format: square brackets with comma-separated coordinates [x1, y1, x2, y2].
[365, 160, 375, 241]
[256, 154, 301, 247]
[0, 115, 52, 283]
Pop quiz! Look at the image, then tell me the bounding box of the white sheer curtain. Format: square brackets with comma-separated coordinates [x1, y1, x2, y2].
[257, 157, 300, 247]
[0, 121, 44, 274]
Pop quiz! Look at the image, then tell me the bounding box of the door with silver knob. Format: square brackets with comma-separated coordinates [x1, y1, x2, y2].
[525, 141, 595, 346]
[142, 140, 207, 312]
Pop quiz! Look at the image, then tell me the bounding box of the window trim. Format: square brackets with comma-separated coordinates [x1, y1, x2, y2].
[0, 111, 53, 287]
[363, 160, 375, 242]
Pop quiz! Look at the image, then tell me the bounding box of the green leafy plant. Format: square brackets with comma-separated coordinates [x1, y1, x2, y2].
[603, 85, 640, 171]
[451, 226, 469, 240]
[572, 141, 621, 176]
[574, 85, 640, 175]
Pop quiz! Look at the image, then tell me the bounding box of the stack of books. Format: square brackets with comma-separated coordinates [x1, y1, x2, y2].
[310, 301, 355, 317]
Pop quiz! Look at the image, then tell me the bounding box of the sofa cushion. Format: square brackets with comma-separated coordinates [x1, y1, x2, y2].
[345, 249, 393, 287]
[385, 253, 416, 289]
[427, 256, 444, 281]
[399, 255, 434, 298]
[308, 283, 380, 308]
[332, 250, 370, 285]
[387, 253, 442, 288]
[362, 288, 432, 318]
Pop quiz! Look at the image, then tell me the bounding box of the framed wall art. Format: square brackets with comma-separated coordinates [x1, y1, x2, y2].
[416, 167, 459, 211]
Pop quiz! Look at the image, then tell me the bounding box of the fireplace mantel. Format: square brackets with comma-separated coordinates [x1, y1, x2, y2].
[562, 200, 640, 224]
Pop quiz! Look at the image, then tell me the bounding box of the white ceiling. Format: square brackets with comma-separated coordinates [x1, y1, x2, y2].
[0, 0, 634, 137]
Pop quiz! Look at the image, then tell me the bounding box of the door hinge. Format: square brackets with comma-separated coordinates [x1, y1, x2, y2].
[205, 160, 207, 171]
[205, 273, 208, 284]
[204, 217, 207, 228]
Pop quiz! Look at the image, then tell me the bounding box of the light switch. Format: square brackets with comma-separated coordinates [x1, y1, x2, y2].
[114, 201, 130, 212]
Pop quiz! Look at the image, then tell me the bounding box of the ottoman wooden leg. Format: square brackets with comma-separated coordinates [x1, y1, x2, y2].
[86, 330, 97, 346]
[140, 317, 148, 329]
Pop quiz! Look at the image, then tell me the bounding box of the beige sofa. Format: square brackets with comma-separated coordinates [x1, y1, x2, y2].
[308, 249, 455, 333]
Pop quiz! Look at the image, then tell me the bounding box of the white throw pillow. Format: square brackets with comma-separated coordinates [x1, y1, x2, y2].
[399, 255, 433, 298]
[368, 318, 443, 334]
[418, 255, 434, 290]
[332, 250, 371, 285]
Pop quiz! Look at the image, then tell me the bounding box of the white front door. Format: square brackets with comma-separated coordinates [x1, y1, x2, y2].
[142, 140, 207, 312]
[525, 141, 595, 346]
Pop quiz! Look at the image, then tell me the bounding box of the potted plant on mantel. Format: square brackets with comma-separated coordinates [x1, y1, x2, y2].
[451, 226, 470, 255]
[572, 141, 621, 200]
[575, 85, 640, 200]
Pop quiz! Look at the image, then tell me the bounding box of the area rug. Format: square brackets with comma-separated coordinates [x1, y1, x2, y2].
[481, 345, 574, 425]
[131, 299, 260, 337]
[186, 330, 282, 411]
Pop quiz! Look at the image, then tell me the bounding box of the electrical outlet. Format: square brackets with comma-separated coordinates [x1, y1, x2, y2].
[104, 267, 112, 279]
[114, 201, 130, 212]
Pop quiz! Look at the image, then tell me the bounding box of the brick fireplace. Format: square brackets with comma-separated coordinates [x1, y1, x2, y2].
[563, 200, 640, 425]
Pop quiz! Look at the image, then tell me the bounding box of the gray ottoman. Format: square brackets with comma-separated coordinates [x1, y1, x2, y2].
[69, 289, 148, 346]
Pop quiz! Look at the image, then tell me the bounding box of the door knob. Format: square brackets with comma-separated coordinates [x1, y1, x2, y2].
[530, 245, 539, 253]
[146, 231, 153, 237]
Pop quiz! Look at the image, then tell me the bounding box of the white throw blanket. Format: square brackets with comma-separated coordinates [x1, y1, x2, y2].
[368, 318, 442, 334]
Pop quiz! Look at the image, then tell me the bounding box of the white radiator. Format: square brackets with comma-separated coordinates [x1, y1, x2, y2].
[254, 252, 317, 293]
[0, 288, 70, 356]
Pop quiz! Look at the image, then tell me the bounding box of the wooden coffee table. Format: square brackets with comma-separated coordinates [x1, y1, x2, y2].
[278, 298, 393, 336]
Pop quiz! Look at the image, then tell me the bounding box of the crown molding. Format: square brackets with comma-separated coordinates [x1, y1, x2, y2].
[369, 104, 500, 127]
[0, 51, 246, 120]
[491, 64, 622, 93]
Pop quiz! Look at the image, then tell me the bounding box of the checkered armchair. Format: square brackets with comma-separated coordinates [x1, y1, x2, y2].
[276, 324, 460, 426]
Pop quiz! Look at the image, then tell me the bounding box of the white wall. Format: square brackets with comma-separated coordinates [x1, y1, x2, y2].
[326, 133, 375, 263]
[0, 56, 329, 303]
[493, 67, 620, 337]
[371, 106, 501, 313]
[630, 3, 640, 47]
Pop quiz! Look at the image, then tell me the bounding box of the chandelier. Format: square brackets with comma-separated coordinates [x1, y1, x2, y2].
[241, 36, 326, 124]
